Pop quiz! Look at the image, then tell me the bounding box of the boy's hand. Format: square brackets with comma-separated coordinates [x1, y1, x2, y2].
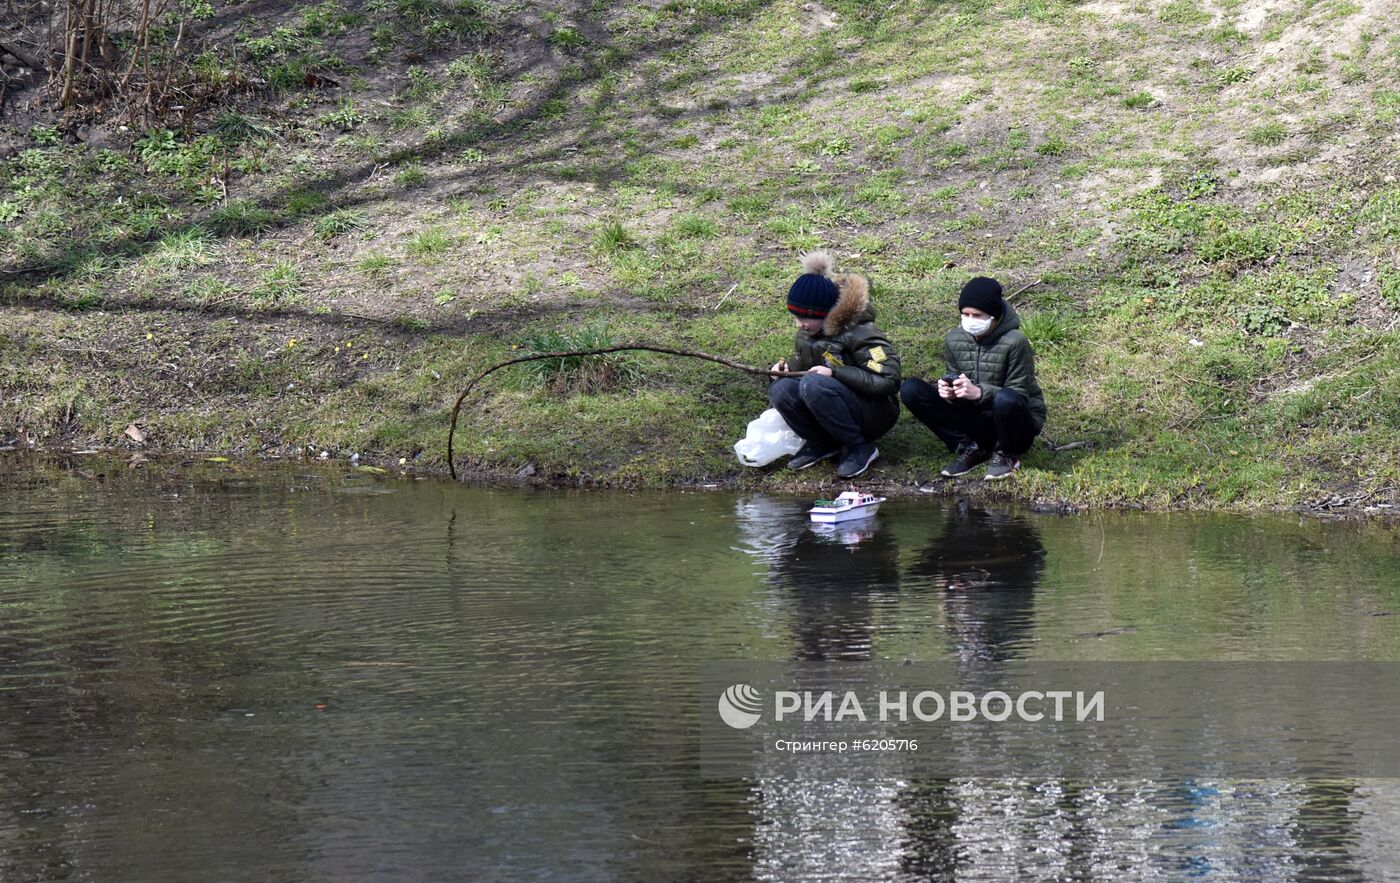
[937, 378, 956, 400]
[953, 376, 982, 400]
[807, 365, 833, 377]
[770, 359, 788, 378]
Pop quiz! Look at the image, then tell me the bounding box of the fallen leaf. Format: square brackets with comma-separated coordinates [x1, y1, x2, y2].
[124, 423, 147, 444]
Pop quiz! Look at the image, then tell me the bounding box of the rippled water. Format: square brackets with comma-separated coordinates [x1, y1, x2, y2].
[2, 457, 1400, 881]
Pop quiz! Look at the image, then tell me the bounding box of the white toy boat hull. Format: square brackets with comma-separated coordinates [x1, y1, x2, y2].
[809, 501, 883, 523]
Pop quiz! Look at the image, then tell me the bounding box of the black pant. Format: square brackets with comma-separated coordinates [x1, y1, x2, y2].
[770, 374, 896, 450]
[900, 378, 1038, 456]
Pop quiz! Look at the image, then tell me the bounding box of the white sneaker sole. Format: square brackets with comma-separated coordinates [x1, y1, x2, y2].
[941, 457, 989, 478]
[941, 465, 981, 477]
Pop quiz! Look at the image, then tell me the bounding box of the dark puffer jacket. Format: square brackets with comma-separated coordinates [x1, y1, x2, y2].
[788, 273, 902, 426]
[943, 302, 1046, 430]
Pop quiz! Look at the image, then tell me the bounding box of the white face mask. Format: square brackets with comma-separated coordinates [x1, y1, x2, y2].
[961, 315, 993, 337]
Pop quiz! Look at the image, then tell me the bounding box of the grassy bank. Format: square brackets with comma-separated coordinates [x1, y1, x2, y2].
[2, 0, 1399, 510]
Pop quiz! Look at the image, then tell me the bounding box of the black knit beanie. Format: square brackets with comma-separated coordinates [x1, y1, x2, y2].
[787, 273, 840, 318]
[958, 277, 1005, 318]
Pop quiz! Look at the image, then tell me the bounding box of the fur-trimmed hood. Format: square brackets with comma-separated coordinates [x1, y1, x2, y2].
[797, 251, 875, 336]
[824, 273, 874, 336]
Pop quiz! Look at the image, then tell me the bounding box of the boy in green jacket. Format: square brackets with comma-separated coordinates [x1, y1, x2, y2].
[769, 252, 902, 479]
[900, 277, 1046, 480]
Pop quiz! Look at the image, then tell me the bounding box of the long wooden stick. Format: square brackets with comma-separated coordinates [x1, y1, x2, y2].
[446, 344, 805, 480]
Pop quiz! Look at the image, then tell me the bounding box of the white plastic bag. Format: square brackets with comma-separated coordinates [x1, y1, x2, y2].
[734, 408, 805, 467]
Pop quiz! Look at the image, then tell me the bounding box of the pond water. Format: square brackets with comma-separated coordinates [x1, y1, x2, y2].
[2, 458, 1400, 881]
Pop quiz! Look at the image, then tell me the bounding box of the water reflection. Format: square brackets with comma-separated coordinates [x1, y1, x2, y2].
[736, 500, 906, 878]
[732, 497, 1395, 881]
[2, 463, 1399, 880]
[780, 524, 898, 663]
[908, 505, 1045, 664]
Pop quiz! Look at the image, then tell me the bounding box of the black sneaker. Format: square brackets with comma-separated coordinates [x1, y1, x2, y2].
[940, 444, 990, 477]
[984, 450, 1021, 481]
[788, 443, 839, 470]
[836, 443, 879, 479]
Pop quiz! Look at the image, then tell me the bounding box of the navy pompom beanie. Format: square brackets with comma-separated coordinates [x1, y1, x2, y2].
[958, 276, 1005, 318]
[786, 251, 840, 318]
[787, 275, 839, 318]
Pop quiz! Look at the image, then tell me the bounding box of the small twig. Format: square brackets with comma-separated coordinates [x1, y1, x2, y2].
[1169, 371, 1232, 392]
[47, 345, 105, 356]
[1008, 278, 1042, 302]
[713, 283, 738, 311]
[197, 293, 242, 311]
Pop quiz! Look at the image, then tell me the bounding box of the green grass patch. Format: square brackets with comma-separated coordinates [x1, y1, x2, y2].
[595, 221, 639, 253]
[1159, 0, 1211, 26]
[1247, 121, 1288, 146]
[208, 200, 276, 236]
[253, 260, 306, 304]
[314, 208, 370, 237]
[673, 214, 719, 239]
[408, 227, 454, 256]
[518, 325, 643, 394]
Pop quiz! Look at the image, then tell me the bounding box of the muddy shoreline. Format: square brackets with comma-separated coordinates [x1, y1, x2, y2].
[5, 442, 1394, 521]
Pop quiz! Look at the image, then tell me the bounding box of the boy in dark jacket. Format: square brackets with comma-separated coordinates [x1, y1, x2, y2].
[900, 277, 1046, 480]
[769, 252, 902, 479]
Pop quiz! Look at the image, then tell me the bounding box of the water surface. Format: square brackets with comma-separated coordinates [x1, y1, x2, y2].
[3, 458, 1400, 881]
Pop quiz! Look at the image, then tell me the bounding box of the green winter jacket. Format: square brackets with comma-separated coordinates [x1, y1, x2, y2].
[788, 273, 902, 424]
[943, 302, 1046, 431]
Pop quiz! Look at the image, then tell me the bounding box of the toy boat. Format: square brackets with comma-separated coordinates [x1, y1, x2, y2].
[808, 490, 886, 523]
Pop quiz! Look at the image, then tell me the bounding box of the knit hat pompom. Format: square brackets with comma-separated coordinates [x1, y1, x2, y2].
[787, 251, 840, 318]
[958, 276, 1005, 318]
[800, 250, 833, 277]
